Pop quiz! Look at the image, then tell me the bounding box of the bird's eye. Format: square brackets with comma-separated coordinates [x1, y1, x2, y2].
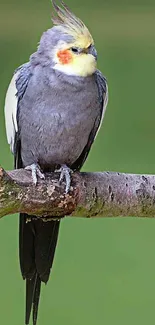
[71, 47, 79, 53]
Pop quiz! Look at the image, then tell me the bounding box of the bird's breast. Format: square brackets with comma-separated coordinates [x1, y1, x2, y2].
[19, 74, 100, 170]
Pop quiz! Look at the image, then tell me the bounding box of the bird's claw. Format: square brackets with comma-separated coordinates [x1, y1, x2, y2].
[25, 163, 45, 185]
[56, 165, 72, 193]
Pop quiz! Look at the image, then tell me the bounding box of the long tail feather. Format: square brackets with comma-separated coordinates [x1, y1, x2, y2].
[19, 213, 60, 325]
[32, 275, 41, 325]
[25, 274, 37, 325]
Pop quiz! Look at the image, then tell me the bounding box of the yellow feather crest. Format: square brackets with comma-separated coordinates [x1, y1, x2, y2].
[51, 1, 94, 48]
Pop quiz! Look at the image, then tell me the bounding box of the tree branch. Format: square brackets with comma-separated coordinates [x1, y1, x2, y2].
[0, 166, 155, 219]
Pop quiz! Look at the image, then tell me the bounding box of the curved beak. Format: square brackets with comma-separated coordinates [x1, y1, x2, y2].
[88, 45, 97, 60]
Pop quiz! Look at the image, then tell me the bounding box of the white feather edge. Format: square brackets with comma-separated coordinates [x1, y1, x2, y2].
[4, 71, 20, 153]
[95, 82, 109, 139]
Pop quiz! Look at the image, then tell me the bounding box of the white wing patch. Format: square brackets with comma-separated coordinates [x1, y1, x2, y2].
[4, 71, 20, 153]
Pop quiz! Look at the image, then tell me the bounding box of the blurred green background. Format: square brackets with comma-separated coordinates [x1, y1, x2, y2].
[1, 0, 155, 324]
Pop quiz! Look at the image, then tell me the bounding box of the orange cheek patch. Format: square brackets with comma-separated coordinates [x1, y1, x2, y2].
[57, 50, 73, 65]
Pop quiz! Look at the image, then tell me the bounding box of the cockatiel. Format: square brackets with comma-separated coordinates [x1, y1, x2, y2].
[4, 1, 108, 324]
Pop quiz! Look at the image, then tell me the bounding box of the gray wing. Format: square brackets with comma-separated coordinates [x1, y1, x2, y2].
[71, 70, 108, 171]
[14, 63, 32, 168]
[4, 62, 32, 158]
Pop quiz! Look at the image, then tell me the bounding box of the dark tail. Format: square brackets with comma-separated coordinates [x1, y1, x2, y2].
[19, 213, 60, 325]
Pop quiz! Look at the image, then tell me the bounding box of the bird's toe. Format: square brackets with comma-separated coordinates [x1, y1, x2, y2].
[25, 163, 45, 185]
[56, 164, 72, 193]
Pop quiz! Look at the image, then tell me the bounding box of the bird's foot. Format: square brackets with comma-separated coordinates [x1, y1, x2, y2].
[25, 163, 45, 185]
[55, 164, 73, 193]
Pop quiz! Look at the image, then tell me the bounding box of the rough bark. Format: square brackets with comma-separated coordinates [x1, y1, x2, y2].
[0, 166, 155, 219]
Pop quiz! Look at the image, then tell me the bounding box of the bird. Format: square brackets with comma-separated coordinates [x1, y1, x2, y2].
[4, 1, 108, 324]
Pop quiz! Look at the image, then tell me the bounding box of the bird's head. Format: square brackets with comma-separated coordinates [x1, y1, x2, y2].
[38, 1, 97, 77]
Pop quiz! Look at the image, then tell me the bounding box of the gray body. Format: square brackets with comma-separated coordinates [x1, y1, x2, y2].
[18, 63, 101, 170]
[12, 41, 107, 325]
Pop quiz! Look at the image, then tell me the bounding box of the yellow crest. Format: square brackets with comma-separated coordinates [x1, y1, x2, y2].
[51, 1, 94, 48]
